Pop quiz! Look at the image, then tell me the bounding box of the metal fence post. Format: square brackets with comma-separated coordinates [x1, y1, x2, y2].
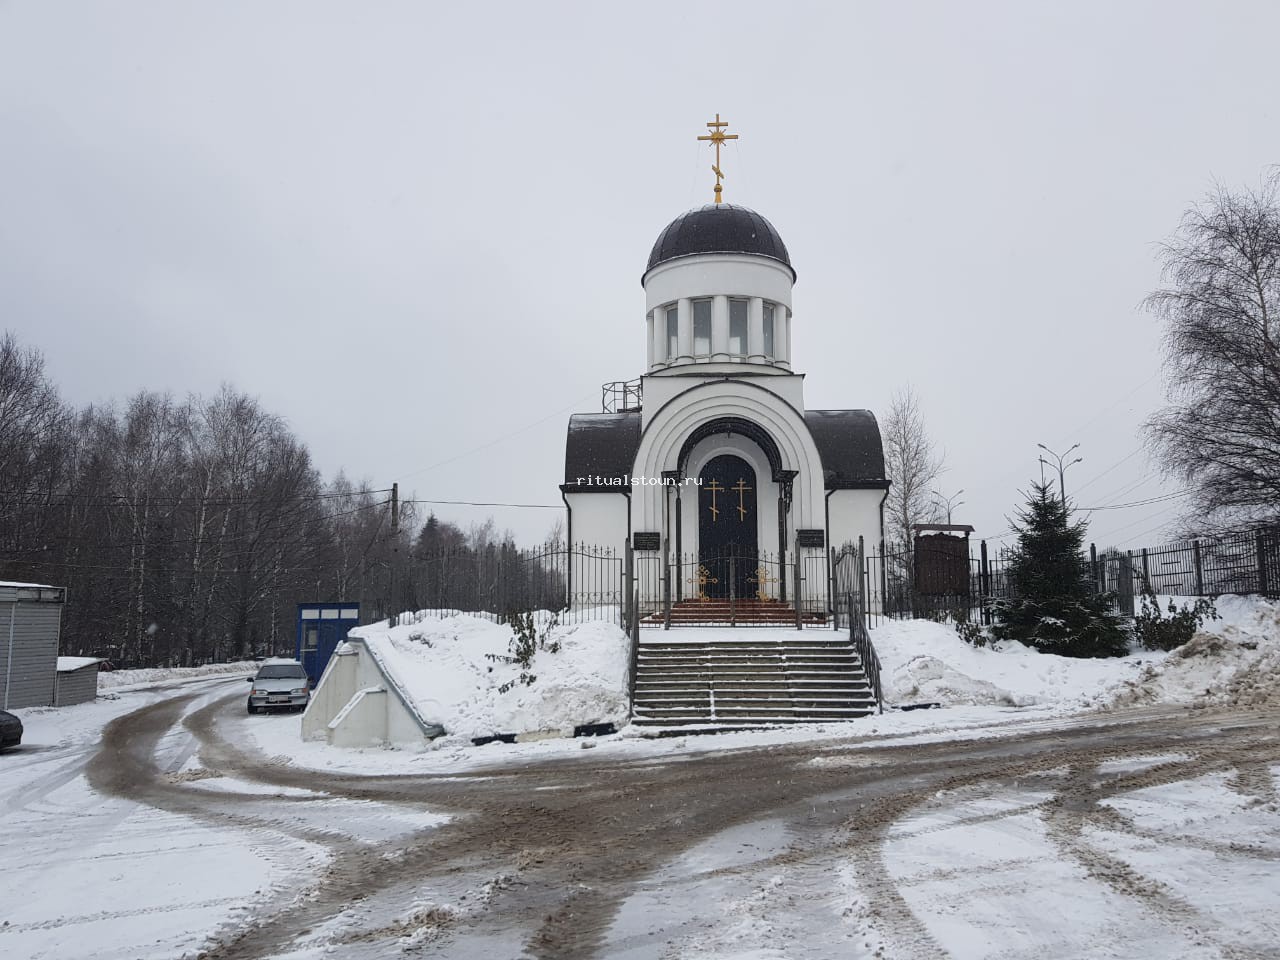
[794, 538, 803, 630]
[858, 535, 868, 627]
[624, 539, 634, 630]
[1257, 530, 1268, 596]
[1193, 539, 1204, 596]
[829, 545, 837, 631]
[979, 539, 991, 625]
[1141, 547, 1151, 591]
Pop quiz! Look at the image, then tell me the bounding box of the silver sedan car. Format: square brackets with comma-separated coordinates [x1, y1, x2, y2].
[246, 659, 311, 714]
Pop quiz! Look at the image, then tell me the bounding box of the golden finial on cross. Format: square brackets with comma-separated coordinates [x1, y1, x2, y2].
[696, 113, 739, 204]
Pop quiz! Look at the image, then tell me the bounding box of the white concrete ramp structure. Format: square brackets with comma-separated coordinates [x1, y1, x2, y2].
[301, 638, 443, 747]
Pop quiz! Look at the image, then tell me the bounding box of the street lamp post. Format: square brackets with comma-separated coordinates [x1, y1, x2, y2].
[1037, 443, 1083, 507]
[932, 488, 965, 524]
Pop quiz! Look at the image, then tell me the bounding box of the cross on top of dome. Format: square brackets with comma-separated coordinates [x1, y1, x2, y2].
[696, 113, 738, 204]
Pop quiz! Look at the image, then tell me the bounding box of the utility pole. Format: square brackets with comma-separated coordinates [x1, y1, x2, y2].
[1037, 443, 1082, 507]
[390, 484, 400, 625]
[932, 488, 965, 524]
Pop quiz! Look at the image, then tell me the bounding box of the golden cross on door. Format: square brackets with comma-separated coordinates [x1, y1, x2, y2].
[704, 478, 724, 521]
[696, 113, 739, 204]
[731, 478, 752, 521]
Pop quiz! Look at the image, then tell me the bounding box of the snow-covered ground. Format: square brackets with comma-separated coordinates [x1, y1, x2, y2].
[98, 659, 257, 691]
[230, 595, 1280, 777]
[4, 597, 1279, 958]
[348, 612, 630, 738]
[0, 675, 446, 960]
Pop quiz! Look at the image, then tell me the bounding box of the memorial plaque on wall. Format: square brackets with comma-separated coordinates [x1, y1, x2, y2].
[797, 529, 825, 548]
[632, 532, 661, 551]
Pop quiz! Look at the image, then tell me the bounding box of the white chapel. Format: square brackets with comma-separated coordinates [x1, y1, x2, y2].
[562, 118, 887, 613]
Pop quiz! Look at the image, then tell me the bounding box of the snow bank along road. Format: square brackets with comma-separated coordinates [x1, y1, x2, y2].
[5, 683, 1280, 959]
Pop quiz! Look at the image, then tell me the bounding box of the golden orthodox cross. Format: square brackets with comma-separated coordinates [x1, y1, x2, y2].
[696, 113, 738, 204]
[748, 565, 777, 601]
[689, 564, 718, 601]
[731, 478, 752, 521]
[704, 478, 724, 521]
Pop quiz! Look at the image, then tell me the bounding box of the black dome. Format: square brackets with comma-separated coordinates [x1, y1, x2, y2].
[645, 204, 794, 281]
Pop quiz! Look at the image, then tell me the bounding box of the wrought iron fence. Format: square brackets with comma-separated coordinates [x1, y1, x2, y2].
[633, 544, 833, 628]
[859, 526, 1280, 626]
[391, 541, 624, 627]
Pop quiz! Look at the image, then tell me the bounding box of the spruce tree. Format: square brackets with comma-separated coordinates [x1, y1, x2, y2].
[990, 482, 1129, 657]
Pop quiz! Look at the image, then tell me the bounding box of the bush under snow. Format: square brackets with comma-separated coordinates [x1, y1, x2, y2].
[1106, 594, 1280, 709]
[871, 619, 1158, 709]
[872, 594, 1280, 713]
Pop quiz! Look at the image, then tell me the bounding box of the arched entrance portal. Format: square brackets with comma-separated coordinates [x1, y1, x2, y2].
[698, 454, 758, 598]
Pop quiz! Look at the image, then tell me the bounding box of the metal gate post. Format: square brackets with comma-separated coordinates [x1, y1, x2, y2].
[662, 537, 672, 629]
[794, 537, 803, 630]
[729, 554, 737, 628]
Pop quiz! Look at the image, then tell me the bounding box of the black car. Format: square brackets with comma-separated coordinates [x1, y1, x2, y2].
[0, 710, 22, 750]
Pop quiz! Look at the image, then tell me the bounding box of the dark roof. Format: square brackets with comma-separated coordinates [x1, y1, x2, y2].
[805, 410, 888, 489]
[645, 204, 794, 281]
[563, 413, 642, 490]
[562, 409, 887, 492]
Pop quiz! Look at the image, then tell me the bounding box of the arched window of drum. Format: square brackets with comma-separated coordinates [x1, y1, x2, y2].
[729, 298, 748, 354]
[692, 298, 712, 356]
[763, 303, 776, 357]
[666, 305, 679, 359]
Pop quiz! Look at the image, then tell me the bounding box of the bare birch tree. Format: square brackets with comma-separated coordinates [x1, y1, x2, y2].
[1145, 172, 1280, 532]
[882, 387, 945, 556]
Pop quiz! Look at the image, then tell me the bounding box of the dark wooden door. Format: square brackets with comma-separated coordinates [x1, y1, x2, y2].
[698, 455, 758, 598]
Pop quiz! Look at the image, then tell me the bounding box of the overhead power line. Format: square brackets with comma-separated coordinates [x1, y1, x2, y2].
[402, 498, 564, 510]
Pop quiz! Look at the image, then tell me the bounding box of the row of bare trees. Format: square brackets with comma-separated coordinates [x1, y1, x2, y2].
[0, 333, 437, 665]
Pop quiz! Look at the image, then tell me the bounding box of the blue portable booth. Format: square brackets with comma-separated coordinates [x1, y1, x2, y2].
[295, 603, 361, 683]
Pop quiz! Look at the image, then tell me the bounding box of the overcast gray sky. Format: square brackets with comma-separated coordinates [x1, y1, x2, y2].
[3, 1, 1277, 549]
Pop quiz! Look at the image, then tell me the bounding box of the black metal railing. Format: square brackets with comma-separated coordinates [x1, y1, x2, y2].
[848, 591, 883, 713]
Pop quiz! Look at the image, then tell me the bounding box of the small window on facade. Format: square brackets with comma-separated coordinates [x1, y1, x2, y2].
[729, 299, 748, 354]
[763, 303, 776, 357]
[692, 299, 712, 355]
[666, 305, 679, 359]
[303, 627, 319, 652]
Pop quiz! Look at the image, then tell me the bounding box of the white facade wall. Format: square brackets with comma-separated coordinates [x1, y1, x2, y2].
[640, 373, 807, 432]
[827, 488, 886, 553]
[630, 380, 827, 537]
[566, 492, 628, 549]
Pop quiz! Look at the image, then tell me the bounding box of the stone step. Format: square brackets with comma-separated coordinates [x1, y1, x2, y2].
[639, 648, 854, 655]
[631, 712, 877, 727]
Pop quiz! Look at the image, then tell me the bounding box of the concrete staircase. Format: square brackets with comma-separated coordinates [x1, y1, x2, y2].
[631, 638, 879, 731]
[641, 598, 827, 626]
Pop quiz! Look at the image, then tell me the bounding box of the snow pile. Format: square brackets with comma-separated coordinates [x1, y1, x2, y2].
[870, 619, 1157, 709]
[1106, 595, 1280, 709]
[349, 613, 630, 738]
[99, 660, 257, 690]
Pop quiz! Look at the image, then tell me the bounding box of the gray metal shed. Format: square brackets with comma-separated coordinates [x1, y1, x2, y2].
[54, 657, 100, 706]
[1, 581, 67, 709]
